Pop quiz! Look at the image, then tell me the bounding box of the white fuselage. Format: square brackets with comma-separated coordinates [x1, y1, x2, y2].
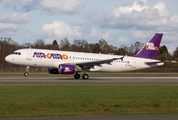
[5, 48, 163, 72]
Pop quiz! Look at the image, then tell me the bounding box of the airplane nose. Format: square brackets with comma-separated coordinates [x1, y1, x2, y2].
[5, 55, 11, 62]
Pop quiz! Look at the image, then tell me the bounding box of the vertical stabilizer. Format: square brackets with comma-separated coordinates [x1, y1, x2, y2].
[133, 33, 163, 59]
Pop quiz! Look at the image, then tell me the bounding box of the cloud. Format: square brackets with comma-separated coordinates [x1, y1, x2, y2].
[39, 0, 86, 15]
[37, 21, 111, 43]
[97, 0, 178, 54]
[131, 31, 155, 40]
[153, 2, 169, 17]
[83, 11, 97, 19]
[0, 0, 32, 4]
[118, 37, 130, 43]
[0, 0, 12, 4]
[0, 0, 86, 14]
[18, 0, 32, 3]
[0, 13, 31, 23]
[0, 12, 31, 38]
[97, 0, 172, 30]
[37, 21, 82, 39]
[171, 15, 178, 23]
[0, 23, 19, 30]
[112, 0, 149, 17]
[0, 23, 21, 37]
[89, 29, 110, 40]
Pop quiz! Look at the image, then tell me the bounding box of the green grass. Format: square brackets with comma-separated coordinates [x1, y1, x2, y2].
[0, 84, 178, 118]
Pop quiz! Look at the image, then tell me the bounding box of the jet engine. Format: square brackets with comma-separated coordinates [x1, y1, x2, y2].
[48, 68, 59, 74]
[48, 64, 75, 74]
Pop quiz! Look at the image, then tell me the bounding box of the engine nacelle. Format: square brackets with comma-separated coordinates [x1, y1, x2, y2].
[48, 64, 75, 74]
[59, 64, 75, 74]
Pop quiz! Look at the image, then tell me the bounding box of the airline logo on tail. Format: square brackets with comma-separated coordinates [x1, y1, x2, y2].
[145, 42, 158, 51]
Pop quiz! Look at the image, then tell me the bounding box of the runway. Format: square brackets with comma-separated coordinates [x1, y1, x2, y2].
[0, 77, 178, 84]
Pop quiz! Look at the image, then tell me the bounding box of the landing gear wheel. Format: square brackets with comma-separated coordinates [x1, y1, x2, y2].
[24, 66, 30, 77]
[82, 74, 89, 80]
[24, 72, 28, 77]
[74, 74, 80, 79]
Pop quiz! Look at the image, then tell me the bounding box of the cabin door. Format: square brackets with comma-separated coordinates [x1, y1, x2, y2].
[131, 58, 136, 68]
[26, 50, 32, 60]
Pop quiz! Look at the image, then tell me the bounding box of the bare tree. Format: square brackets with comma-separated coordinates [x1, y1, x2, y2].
[93, 43, 101, 53]
[60, 38, 71, 51]
[134, 42, 144, 54]
[34, 39, 45, 49]
[98, 39, 109, 53]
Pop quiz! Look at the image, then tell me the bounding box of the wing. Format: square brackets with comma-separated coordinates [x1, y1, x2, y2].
[73, 56, 124, 69]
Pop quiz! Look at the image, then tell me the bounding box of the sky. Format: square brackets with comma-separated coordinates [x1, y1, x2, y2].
[0, 0, 178, 54]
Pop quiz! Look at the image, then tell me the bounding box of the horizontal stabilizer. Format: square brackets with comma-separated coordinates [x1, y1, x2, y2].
[145, 62, 164, 66]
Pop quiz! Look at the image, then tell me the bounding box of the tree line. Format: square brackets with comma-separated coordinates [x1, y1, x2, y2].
[1, 37, 178, 68]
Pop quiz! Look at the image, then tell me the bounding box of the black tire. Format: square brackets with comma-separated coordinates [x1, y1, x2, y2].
[24, 72, 28, 77]
[74, 74, 80, 79]
[82, 74, 89, 80]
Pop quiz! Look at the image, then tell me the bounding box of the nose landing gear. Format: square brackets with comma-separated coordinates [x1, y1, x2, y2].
[24, 66, 29, 77]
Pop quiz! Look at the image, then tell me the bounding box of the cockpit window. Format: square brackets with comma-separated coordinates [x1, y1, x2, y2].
[12, 52, 21, 55]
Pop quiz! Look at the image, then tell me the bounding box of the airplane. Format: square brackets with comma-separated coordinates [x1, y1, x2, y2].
[5, 33, 164, 79]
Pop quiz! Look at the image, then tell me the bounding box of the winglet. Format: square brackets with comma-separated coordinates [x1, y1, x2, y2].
[120, 56, 124, 61]
[133, 33, 163, 59]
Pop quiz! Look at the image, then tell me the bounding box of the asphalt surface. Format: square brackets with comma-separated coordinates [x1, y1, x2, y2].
[0, 77, 178, 84]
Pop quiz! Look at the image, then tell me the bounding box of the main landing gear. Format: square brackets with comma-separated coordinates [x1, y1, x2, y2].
[74, 73, 80, 79]
[82, 74, 89, 79]
[24, 66, 29, 77]
[74, 72, 89, 80]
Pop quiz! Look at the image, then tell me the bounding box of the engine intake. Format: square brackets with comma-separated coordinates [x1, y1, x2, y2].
[48, 68, 59, 74]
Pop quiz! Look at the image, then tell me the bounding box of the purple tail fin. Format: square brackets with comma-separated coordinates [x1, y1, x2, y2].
[133, 33, 163, 59]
